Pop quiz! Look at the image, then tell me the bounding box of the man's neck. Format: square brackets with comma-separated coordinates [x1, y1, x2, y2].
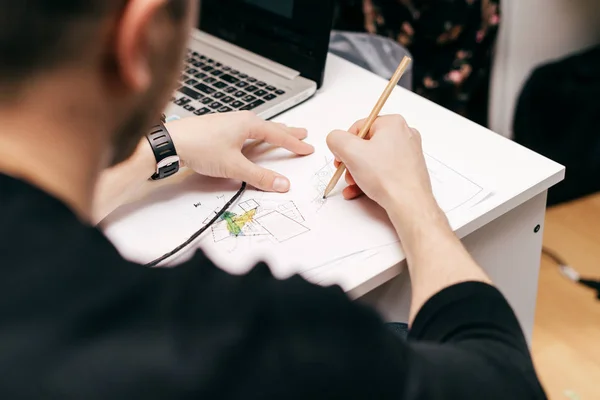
[0, 79, 113, 222]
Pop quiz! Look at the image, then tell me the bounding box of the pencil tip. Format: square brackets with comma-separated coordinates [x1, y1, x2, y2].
[322, 195, 327, 199]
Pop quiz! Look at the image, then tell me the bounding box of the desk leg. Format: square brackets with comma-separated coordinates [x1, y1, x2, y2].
[359, 192, 548, 345]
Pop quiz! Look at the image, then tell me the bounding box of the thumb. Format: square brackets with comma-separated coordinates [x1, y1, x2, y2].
[326, 130, 364, 167]
[231, 156, 291, 193]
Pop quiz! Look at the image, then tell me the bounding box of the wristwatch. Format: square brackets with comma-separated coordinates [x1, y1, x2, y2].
[145, 119, 180, 180]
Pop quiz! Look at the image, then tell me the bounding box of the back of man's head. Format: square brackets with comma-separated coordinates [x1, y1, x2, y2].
[0, 0, 187, 98]
[0, 0, 192, 167]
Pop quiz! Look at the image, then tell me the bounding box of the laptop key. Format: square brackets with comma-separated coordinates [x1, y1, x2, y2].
[243, 95, 257, 103]
[204, 77, 217, 85]
[200, 97, 213, 105]
[239, 74, 248, 79]
[234, 91, 246, 98]
[195, 72, 207, 80]
[230, 100, 245, 109]
[192, 61, 203, 68]
[209, 102, 223, 109]
[236, 81, 249, 88]
[256, 81, 266, 87]
[221, 96, 234, 103]
[254, 89, 268, 97]
[275, 89, 286, 95]
[202, 65, 214, 72]
[194, 83, 216, 95]
[218, 106, 233, 113]
[221, 74, 239, 84]
[240, 100, 265, 111]
[264, 94, 277, 101]
[224, 86, 237, 94]
[222, 66, 231, 71]
[245, 85, 258, 93]
[177, 87, 203, 100]
[185, 79, 198, 86]
[194, 107, 212, 116]
[214, 81, 228, 89]
[175, 97, 192, 106]
[199, 55, 206, 60]
[266, 85, 277, 91]
[186, 68, 198, 75]
[230, 70, 239, 75]
[211, 70, 224, 77]
[247, 77, 257, 83]
[213, 92, 225, 99]
[183, 104, 196, 112]
[207, 58, 215, 64]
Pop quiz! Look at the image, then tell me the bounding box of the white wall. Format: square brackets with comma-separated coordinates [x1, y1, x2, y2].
[490, 0, 600, 138]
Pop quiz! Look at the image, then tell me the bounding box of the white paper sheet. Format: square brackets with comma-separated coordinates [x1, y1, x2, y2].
[103, 139, 488, 279]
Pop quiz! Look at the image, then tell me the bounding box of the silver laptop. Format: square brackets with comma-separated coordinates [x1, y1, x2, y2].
[165, 0, 335, 121]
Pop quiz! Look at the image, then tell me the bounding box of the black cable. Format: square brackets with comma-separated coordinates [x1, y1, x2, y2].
[541, 246, 568, 266]
[144, 182, 247, 268]
[542, 247, 600, 300]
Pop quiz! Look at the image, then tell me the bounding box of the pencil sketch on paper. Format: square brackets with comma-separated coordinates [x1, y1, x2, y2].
[311, 157, 335, 212]
[203, 198, 310, 244]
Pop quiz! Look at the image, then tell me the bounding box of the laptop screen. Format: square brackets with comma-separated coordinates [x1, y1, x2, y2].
[199, 0, 334, 87]
[244, 0, 294, 18]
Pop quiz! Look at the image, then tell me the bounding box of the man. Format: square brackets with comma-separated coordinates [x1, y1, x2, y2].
[0, 1, 545, 398]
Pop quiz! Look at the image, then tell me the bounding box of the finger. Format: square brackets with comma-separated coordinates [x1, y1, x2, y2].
[410, 127, 422, 143]
[231, 155, 291, 193]
[275, 123, 309, 141]
[326, 130, 365, 167]
[345, 170, 356, 186]
[250, 122, 314, 155]
[343, 185, 364, 200]
[347, 118, 369, 136]
[348, 117, 382, 140]
[289, 127, 309, 141]
[351, 114, 410, 140]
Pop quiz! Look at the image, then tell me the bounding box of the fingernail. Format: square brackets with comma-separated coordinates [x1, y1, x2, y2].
[273, 177, 290, 192]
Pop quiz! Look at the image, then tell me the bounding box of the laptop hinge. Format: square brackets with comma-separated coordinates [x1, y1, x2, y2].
[191, 31, 300, 81]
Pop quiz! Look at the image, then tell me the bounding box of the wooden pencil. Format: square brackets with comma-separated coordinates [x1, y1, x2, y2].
[322, 56, 412, 199]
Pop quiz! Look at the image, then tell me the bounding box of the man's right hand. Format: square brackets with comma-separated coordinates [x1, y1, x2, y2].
[326, 115, 442, 231]
[328, 115, 492, 324]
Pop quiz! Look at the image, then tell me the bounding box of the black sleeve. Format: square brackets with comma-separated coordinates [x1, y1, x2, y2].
[236, 278, 547, 400]
[143, 255, 546, 399]
[402, 282, 548, 399]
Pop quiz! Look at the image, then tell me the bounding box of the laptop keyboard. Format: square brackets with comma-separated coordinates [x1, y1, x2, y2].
[171, 49, 287, 116]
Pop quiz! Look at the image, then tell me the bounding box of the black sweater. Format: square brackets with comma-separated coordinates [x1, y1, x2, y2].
[0, 174, 546, 399]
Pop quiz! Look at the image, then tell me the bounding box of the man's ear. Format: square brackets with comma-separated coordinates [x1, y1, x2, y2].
[113, 0, 168, 93]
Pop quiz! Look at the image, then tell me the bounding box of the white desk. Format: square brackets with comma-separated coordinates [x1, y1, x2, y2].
[103, 54, 564, 343]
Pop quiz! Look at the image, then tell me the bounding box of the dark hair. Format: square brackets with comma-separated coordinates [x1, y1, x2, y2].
[0, 0, 187, 88]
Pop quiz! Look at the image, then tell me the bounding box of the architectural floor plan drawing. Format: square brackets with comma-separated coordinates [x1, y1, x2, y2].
[311, 157, 336, 211]
[204, 198, 310, 244]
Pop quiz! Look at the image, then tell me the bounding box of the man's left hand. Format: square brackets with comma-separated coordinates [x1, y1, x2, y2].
[166, 111, 314, 192]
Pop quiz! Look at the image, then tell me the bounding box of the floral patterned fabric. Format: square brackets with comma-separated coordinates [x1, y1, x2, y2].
[361, 0, 501, 118]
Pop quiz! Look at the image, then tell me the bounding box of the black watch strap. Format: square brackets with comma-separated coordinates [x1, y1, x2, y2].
[146, 122, 180, 180]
